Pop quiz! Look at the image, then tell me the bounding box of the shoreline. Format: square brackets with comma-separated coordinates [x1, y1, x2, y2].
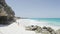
[0, 19, 60, 34]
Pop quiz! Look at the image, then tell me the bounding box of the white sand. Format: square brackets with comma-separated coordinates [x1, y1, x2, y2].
[0, 19, 60, 34]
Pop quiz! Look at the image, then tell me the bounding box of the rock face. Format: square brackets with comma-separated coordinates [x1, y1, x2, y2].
[0, 0, 15, 25]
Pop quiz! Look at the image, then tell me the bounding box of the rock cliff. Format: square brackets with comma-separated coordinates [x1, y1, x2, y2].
[0, 0, 15, 25]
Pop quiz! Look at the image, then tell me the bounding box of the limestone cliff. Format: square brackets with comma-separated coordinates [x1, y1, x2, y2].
[0, 0, 15, 25]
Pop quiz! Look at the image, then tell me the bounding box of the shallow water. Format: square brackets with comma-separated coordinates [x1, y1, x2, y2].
[30, 18, 60, 26]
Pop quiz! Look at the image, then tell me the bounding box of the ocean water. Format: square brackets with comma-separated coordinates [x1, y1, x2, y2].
[30, 18, 60, 26]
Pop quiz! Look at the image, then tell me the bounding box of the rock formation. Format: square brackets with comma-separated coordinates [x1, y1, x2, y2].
[0, 0, 15, 25]
[56, 29, 60, 34]
[25, 25, 37, 31]
[25, 25, 57, 34]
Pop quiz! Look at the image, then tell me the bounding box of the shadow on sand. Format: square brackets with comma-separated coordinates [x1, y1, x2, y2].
[0, 16, 16, 27]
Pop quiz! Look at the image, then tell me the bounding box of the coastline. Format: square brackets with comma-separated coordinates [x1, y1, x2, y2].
[17, 19, 60, 30]
[0, 19, 60, 34]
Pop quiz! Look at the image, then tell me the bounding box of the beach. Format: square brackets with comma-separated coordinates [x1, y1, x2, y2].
[0, 19, 60, 34]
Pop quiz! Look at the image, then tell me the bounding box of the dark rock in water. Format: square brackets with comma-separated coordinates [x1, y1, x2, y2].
[30, 25, 38, 31]
[42, 26, 47, 29]
[47, 27, 54, 32]
[25, 25, 38, 31]
[0, 0, 15, 25]
[35, 26, 42, 33]
[51, 31, 56, 34]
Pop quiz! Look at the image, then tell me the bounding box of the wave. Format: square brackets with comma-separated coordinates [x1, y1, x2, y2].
[16, 19, 60, 27]
[16, 19, 48, 26]
[17, 19, 60, 29]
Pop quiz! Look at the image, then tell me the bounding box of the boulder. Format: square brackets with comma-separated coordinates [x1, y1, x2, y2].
[42, 26, 47, 29]
[51, 31, 56, 34]
[35, 26, 42, 33]
[41, 30, 51, 34]
[25, 25, 37, 31]
[47, 27, 54, 32]
[30, 25, 37, 31]
[56, 29, 60, 34]
[25, 26, 32, 30]
[42, 26, 56, 34]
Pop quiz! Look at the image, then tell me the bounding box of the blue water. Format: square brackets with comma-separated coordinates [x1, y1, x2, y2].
[30, 18, 60, 26]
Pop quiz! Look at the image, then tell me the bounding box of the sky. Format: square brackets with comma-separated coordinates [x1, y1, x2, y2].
[6, 0, 60, 18]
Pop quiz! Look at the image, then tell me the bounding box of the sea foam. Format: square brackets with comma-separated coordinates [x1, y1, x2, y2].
[16, 19, 60, 30]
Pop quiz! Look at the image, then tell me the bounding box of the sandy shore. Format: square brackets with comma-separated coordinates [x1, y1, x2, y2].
[0, 19, 60, 34]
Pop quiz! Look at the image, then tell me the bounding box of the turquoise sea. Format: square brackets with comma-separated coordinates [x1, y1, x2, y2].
[30, 18, 60, 26]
